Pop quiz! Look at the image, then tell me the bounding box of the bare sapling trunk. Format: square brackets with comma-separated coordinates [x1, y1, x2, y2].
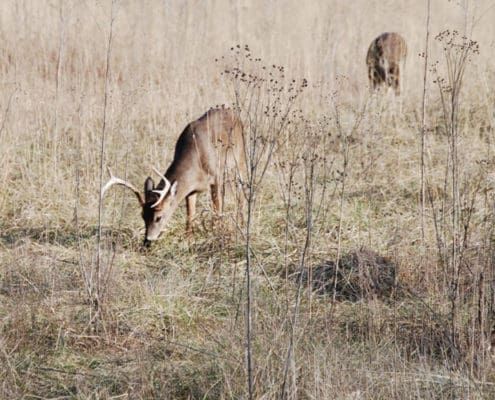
[431, 29, 479, 363]
[222, 45, 306, 399]
[420, 0, 431, 251]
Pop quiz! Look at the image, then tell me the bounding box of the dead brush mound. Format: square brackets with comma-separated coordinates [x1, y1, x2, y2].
[306, 248, 398, 301]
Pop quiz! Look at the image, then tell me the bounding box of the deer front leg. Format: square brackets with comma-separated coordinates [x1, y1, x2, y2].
[186, 192, 197, 234]
[211, 183, 222, 217]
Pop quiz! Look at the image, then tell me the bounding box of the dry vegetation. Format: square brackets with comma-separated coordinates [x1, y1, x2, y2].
[2, 0, 495, 398]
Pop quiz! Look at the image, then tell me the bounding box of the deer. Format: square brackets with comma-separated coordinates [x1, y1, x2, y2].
[366, 32, 407, 95]
[101, 107, 246, 248]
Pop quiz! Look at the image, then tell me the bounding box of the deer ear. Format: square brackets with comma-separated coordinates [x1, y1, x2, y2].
[144, 177, 154, 193]
[170, 181, 178, 197]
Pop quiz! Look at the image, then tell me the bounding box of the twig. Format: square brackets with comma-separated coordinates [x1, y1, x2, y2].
[420, 0, 431, 249]
[95, 0, 116, 334]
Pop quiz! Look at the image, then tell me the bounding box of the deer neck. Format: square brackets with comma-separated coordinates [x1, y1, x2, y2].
[164, 161, 201, 203]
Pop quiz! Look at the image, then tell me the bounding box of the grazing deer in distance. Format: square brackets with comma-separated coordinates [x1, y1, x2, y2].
[366, 32, 407, 95]
[101, 107, 246, 247]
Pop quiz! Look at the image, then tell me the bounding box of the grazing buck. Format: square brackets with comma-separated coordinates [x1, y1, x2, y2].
[101, 107, 245, 247]
[366, 32, 407, 95]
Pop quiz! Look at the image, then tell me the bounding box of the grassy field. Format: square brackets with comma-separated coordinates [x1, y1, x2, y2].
[2, 0, 495, 398]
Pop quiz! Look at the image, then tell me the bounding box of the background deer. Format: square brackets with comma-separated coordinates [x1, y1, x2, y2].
[102, 107, 245, 247]
[366, 32, 407, 95]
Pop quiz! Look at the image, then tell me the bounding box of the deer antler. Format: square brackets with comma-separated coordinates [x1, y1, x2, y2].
[149, 167, 171, 208]
[101, 167, 144, 206]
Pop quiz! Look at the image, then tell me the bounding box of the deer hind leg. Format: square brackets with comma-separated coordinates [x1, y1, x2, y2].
[235, 176, 245, 226]
[373, 62, 387, 92]
[387, 63, 400, 94]
[397, 59, 406, 94]
[186, 192, 197, 233]
[368, 65, 376, 92]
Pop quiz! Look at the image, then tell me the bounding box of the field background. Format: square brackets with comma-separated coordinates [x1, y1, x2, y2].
[2, 0, 495, 398]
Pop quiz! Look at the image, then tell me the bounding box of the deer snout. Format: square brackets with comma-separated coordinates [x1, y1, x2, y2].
[144, 228, 162, 244]
[143, 232, 161, 249]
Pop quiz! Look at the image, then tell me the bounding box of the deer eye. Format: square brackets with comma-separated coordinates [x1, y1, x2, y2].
[155, 216, 162, 223]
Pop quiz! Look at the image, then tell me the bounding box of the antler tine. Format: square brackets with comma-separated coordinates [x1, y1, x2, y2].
[101, 167, 144, 206]
[150, 167, 171, 208]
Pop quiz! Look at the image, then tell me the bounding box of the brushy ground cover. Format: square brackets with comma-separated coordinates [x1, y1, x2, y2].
[2, 0, 495, 398]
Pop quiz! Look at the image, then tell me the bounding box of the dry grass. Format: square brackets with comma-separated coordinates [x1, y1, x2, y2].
[2, 0, 495, 398]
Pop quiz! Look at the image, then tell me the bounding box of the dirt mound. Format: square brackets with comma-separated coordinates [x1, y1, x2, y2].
[307, 248, 397, 301]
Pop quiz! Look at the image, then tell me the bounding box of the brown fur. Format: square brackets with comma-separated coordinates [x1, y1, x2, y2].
[366, 32, 407, 95]
[142, 107, 246, 244]
[102, 107, 245, 246]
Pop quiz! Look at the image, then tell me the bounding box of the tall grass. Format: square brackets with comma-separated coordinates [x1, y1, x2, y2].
[1, 0, 495, 398]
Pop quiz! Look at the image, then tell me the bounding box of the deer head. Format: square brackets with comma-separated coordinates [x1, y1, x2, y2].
[101, 167, 178, 247]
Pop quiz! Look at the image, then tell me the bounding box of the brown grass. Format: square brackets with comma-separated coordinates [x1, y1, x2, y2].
[2, 0, 495, 398]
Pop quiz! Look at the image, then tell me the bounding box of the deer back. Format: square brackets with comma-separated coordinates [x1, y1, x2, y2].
[164, 107, 244, 190]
